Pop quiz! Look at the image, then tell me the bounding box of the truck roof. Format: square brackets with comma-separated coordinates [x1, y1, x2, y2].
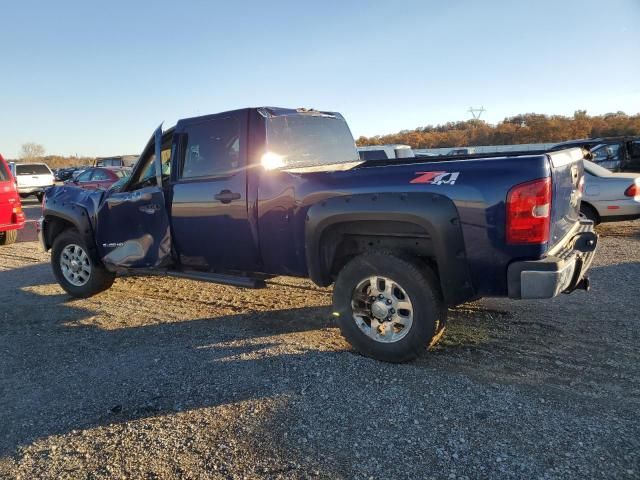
[177, 107, 342, 125]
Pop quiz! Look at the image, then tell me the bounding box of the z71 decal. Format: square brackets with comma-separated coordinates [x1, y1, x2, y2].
[410, 171, 460, 185]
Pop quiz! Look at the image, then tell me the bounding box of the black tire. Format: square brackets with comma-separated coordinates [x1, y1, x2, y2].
[51, 228, 115, 298]
[332, 251, 446, 363]
[0, 230, 18, 245]
[19, 193, 29, 199]
[580, 203, 600, 225]
[36, 192, 44, 203]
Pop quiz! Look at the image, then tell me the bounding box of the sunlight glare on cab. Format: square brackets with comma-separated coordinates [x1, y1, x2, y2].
[261, 151, 285, 170]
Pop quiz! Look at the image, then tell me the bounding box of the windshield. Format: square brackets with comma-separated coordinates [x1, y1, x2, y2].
[591, 144, 621, 162]
[264, 113, 359, 170]
[583, 160, 612, 177]
[16, 164, 51, 175]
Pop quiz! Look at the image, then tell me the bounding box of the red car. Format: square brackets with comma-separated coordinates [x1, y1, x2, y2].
[0, 154, 26, 245]
[66, 167, 130, 190]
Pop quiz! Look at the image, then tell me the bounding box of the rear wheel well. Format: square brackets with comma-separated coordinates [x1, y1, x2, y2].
[319, 221, 438, 282]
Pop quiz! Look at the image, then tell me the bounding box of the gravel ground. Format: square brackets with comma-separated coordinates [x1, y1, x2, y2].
[0, 221, 639, 479]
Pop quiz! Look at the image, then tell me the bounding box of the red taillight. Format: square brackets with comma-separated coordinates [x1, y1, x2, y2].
[11, 204, 25, 224]
[624, 183, 638, 197]
[506, 177, 552, 245]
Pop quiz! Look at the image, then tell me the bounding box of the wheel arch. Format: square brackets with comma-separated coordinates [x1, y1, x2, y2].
[42, 208, 98, 262]
[305, 192, 475, 305]
[580, 201, 601, 224]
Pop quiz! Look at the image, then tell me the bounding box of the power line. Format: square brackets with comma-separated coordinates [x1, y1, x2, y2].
[468, 106, 486, 120]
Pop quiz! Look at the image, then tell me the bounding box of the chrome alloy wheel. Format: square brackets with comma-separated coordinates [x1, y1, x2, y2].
[351, 275, 414, 343]
[60, 244, 91, 287]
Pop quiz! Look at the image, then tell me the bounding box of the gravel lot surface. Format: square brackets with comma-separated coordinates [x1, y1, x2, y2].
[0, 219, 639, 479]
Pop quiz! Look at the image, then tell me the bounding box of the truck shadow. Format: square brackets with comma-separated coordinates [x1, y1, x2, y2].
[0, 262, 338, 458]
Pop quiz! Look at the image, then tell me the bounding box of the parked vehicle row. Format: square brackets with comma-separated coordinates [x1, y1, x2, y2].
[39, 106, 597, 362]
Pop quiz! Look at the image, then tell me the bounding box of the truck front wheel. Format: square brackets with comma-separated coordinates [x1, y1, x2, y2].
[51, 229, 115, 298]
[332, 251, 446, 363]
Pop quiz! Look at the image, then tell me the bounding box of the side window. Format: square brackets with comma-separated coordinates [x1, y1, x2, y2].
[76, 170, 93, 182]
[91, 169, 110, 181]
[180, 117, 241, 179]
[0, 162, 9, 182]
[593, 144, 621, 162]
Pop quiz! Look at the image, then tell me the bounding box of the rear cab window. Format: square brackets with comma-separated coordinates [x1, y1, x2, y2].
[15, 164, 52, 175]
[261, 109, 359, 171]
[91, 169, 111, 181]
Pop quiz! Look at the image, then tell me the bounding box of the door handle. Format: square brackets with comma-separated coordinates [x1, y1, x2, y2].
[214, 190, 241, 204]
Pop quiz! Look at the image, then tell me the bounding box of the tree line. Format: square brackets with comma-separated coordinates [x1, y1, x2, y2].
[356, 111, 640, 149]
[13, 142, 95, 169]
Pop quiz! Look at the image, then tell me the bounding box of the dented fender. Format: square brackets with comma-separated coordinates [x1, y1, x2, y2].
[41, 185, 105, 258]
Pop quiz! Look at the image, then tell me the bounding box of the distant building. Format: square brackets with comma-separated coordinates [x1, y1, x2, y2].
[94, 155, 138, 167]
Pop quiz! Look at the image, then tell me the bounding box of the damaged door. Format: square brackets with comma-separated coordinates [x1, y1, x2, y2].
[95, 126, 172, 270]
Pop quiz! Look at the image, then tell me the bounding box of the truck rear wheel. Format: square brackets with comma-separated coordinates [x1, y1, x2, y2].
[332, 251, 446, 363]
[51, 229, 115, 298]
[0, 230, 18, 245]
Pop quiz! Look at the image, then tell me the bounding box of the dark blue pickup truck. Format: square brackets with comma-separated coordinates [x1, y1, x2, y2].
[38, 107, 598, 362]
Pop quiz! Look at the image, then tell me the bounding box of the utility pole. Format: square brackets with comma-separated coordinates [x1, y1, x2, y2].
[468, 106, 486, 120]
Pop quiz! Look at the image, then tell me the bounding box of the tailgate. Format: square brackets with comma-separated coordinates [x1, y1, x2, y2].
[547, 148, 584, 247]
[17, 174, 52, 187]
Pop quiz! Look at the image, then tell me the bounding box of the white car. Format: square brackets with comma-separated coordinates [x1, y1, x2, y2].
[12, 163, 55, 201]
[581, 160, 640, 223]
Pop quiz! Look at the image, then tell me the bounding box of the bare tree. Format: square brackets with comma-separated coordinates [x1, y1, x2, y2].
[19, 142, 45, 162]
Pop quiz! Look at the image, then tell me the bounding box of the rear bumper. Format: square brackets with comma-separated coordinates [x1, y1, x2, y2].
[507, 220, 598, 299]
[0, 221, 25, 232]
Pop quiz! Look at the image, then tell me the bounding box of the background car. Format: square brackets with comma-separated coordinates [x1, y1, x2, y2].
[550, 137, 640, 172]
[0, 154, 25, 245]
[580, 160, 640, 223]
[55, 167, 81, 182]
[65, 166, 130, 190]
[12, 162, 55, 201]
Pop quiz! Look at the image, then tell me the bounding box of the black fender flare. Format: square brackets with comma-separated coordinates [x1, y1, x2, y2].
[304, 192, 475, 305]
[42, 202, 99, 262]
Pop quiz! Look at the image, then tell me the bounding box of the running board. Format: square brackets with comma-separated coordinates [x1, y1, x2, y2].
[164, 270, 266, 289]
